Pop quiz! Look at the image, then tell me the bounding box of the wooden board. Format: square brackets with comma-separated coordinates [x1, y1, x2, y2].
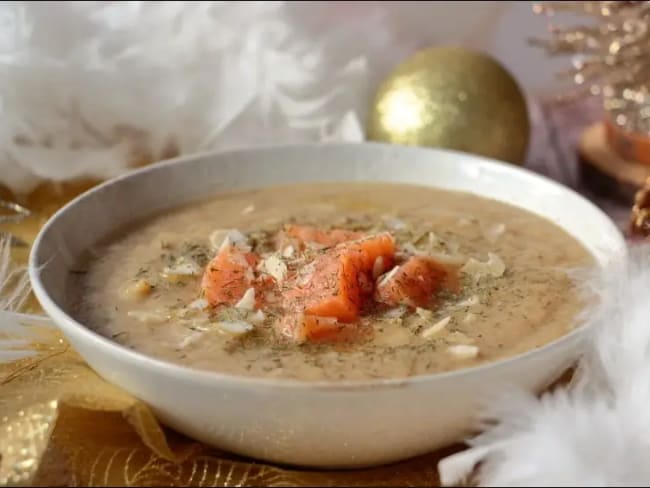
[578, 122, 650, 205]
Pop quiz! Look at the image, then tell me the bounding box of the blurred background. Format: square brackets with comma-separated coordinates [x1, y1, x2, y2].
[0, 1, 642, 242]
[331, 1, 569, 96]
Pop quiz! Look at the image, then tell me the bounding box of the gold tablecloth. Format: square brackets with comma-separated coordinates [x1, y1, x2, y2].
[1, 328, 459, 487]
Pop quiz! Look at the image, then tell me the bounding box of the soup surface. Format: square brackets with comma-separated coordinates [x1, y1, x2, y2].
[76, 182, 594, 381]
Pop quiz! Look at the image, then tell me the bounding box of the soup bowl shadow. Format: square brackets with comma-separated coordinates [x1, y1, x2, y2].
[29, 142, 626, 469]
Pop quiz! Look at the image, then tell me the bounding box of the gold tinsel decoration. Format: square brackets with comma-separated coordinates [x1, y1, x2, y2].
[630, 176, 650, 236]
[530, 1, 650, 135]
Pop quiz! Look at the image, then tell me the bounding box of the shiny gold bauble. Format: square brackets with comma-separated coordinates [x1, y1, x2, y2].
[367, 46, 530, 165]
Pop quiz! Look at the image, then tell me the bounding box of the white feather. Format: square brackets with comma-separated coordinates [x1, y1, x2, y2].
[0, 1, 409, 195]
[0, 236, 30, 312]
[0, 237, 53, 362]
[439, 244, 650, 486]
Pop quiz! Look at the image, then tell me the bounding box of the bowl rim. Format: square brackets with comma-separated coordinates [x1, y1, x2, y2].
[28, 141, 627, 391]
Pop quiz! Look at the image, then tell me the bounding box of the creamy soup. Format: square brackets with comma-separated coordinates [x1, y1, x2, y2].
[75, 182, 594, 381]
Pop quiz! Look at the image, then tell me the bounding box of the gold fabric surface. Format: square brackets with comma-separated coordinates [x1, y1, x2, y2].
[366, 46, 530, 165]
[0, 325, 458, 487]
[0, 180, 463, 487]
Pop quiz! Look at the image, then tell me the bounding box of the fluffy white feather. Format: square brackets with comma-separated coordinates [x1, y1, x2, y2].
[0, 1, 410, 195]
[0, 236, 53, 362]
[0, 237, 29, 312]
[439, 243, 650, 486]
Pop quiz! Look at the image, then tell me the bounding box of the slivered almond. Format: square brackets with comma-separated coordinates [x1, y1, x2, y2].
[218, 320, 254, 336]
[178, 331, 204, 349]
[163, 258, 201, 278]
[383, 306, 407, 319]
[188, 298, 209, 310]
[484, 222, 506, 243]
[249, 309, 266, 324]
[447, 344, 479, 359]
[463, 313, 477, 323]
[427, 231, 440, 249]
[378, 265, 399, 287]
[382, 216, 407, 230]
[460, 253, 506, 281]
[421, 316, 451, 339]
[372, 256, 385, 279]
[235, 288, 256, 310]
[416, 307, 434, 320]
[258, 254, 287, 283]
[210, 229, 249, 252]
[447, 330, 474, 344]
[451, 295, 480, 310]
[127, 310, 168, 324]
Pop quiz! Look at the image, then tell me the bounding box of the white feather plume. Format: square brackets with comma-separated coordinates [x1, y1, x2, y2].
[0, 237, 29, 312]
[0, 237, 53, 363]
[0, 1, 410, 195]
[439, 243, 650, 486]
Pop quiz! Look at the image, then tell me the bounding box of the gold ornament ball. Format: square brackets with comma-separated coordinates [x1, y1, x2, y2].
[367, 46, 530, 165]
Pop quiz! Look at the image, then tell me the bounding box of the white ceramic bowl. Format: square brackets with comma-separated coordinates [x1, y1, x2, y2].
[29, 143, 625, 468]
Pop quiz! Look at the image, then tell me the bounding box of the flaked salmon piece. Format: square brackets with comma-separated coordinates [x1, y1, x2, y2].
[201, 244, 260, 307]
[374, 255, 453, 308]
[284, 224, 364, 249]
[280, 233, 396, 341]
[342, 232, 396, 269]
[277, 314, 364, 343]
[283, 248, 361, 322]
